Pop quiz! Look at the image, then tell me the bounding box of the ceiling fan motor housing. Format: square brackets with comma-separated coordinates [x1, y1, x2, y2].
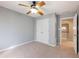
[31, 1, 36, 7]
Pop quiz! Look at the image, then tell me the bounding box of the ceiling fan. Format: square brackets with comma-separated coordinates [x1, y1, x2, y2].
[18, 1, 45, 15]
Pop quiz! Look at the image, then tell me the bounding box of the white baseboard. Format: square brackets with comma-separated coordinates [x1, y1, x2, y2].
[49, 44, 56, 47]
[0, 40, 34, 52]
[0, 40, 56, 52]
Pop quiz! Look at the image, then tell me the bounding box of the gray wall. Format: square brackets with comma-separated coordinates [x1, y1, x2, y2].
[49, 14, 57, 46]
[60, 11, 75, 18]
[0, 6, 35, 50]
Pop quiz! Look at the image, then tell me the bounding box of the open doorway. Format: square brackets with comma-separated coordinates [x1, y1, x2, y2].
[58, 14, 78, 54]
[60, 17, 74, 48]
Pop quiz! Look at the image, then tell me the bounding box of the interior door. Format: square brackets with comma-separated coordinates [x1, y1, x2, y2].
[73, 13, 78, 54]
[36, 19, 49, 44]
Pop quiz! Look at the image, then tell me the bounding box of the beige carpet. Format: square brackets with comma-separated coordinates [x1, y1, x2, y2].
[0, 41, 79, 58]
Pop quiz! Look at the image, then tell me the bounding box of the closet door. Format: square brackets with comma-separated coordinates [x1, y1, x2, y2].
[36, 19, 49, 44]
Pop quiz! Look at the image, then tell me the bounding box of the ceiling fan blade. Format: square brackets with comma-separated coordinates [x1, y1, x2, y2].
[37, 10, 44, 15]
[36, 1, 45, 7]
[26, 11, 31, 14]
[18, 3, 30, 7]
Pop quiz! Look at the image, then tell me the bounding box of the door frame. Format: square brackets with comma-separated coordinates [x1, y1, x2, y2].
[59, 17, 73, 46]
[58, 15, 78, 54]
[76, 13, 78, 54]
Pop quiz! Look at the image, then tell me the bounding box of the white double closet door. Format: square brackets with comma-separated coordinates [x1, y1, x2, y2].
[36, 19, 49, 44]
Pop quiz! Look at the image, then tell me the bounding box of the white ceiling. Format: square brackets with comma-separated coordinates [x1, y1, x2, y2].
[0, 1, 79, 17]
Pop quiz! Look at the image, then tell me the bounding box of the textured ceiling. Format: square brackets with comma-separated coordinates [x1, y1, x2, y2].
[0, 1, 79, 17]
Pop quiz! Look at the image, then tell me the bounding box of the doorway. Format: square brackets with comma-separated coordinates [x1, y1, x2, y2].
[60, 17, 74, 48]
[59, 14, 78, 54]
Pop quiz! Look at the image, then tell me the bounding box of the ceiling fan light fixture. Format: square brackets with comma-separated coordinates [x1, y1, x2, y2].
[36, 5, 40, 9]
[31, 8, 37, 14]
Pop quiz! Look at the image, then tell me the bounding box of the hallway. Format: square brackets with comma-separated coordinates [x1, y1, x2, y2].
[61, 40, 73, 48]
